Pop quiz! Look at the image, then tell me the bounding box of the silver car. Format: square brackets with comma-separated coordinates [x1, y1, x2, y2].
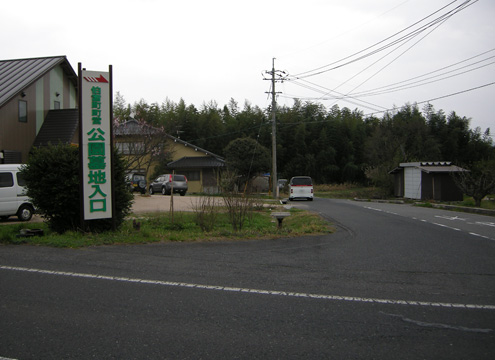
[149, 174, 188, 196]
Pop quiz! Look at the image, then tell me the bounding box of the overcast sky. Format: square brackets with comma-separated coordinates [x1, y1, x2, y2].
[2, 0, 494, 134]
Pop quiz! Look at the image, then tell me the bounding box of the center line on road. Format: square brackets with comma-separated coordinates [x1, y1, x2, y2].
[376, 211, 494, 241]
[432, 222, 461, 231]
[2, 265, 495, 311]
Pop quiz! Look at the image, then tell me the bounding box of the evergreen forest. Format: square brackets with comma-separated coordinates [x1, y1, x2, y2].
[114, 93, 494, 192]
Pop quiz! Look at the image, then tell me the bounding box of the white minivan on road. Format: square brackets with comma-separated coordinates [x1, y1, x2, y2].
[289, 176, 314, 201]
[0, 164, 35, 221]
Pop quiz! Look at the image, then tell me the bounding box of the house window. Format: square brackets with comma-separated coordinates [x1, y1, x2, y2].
[18, 100, 27, 123]
[116, 142, 145, 155]
[116, 142, 130, 154]
[183, 171, 200, 181]
[54, 101, 60, 109]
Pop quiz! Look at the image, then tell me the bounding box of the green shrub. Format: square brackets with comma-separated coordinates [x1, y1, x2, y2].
[20, 144, 133, 233]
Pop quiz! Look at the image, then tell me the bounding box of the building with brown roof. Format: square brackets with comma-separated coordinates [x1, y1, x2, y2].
[0, 56, 78, 163]
[114, 119, 225, 193]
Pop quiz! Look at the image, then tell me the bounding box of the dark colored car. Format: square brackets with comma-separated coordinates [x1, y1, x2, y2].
[149, 174, 188, 196]
[126, 173, 147, 194]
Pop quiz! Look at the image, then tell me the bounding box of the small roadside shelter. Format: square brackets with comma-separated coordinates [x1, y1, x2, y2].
[389, 162, 467, 201]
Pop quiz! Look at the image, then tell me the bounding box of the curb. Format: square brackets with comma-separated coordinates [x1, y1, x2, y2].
[427, 203, 495, 217]
[353, 198, 495, 217]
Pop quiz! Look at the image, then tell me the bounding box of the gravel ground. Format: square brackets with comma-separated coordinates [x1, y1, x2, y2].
[131, 193, 201, 213]
[0, 194, 202, 225]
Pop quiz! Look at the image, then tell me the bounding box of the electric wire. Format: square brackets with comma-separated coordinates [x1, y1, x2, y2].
[281, 1, 483, 114]
[283, 50, 494, 103]
[284, 78, 387, 111]
[327, 8, 454, 103]
[348, 49, 495, 97]
[292, 0, 476, 79]
[364, 81, 495, 117]
[183, 80, 494, 146]
[293, 8, 453, 108]
[280, 0, 411, 59]
[350, 60, 495, 98]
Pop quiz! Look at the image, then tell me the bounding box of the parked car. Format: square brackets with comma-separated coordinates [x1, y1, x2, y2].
[126, 173, 147, 194]
[289, 176, 313, 201]
[0, 164, 35, 221]
[149, 174, 188, 196]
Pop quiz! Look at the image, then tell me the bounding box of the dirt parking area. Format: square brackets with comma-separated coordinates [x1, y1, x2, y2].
[131, 194, 203, 213]
[0, 194, 205, 225]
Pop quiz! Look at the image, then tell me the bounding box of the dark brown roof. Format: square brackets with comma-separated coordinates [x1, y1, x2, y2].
[0, 56, 77, 107]
[32, 109, 79, 148]
[167, 156, 225, 169]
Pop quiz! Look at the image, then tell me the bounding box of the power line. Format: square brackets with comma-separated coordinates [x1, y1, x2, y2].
[348, 51, 495, 98]
[187, 83, 494, 145]
[278, 1, 485, 115]
[363, 81, 495, 117]
[288, 53, 495, 102]
[282, 78, 387, 112]
[279, 0, 412, 59]
[328, 8, 454, 101]
[350, 60, 495, 98]
[291, 0, 476, 80]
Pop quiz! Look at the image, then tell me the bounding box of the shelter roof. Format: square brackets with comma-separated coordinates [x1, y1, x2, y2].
[390, 161, 468, 174]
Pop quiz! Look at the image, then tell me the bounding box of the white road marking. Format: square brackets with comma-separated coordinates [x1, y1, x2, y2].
[435, 215, 467, 221]
[364, 206, 494, 241]
[470, 232, 493, 240]
[432, 223, 461, 231]
[1, 265, 494, 311]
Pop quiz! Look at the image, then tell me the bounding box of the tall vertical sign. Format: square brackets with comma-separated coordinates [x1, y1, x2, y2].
[80, 66, 113, 220]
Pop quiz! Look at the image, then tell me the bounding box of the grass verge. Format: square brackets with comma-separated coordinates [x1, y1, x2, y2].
[0, 209, 333, 248]
[314, 184, 388, 200]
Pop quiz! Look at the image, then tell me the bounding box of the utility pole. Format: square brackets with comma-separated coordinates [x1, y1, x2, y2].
[264, 58, 286, 198]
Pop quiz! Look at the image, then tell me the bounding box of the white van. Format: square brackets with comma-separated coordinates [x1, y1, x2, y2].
[0, 164, 35, 221]
[289, 176, 314, 201]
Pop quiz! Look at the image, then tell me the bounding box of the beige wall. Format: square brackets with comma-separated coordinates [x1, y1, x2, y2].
[168, 140, 212, 158]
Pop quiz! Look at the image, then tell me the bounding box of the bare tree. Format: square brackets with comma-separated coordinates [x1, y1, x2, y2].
[451, 160, 495, 207]
[113, 119, 172, 180]
[221, 169, 253, 231]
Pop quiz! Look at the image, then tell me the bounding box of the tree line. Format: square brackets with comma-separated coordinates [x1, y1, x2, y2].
[114, 93, 494, 193]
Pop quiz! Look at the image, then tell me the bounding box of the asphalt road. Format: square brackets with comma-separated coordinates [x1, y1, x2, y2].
[1, 198, 494, 359]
